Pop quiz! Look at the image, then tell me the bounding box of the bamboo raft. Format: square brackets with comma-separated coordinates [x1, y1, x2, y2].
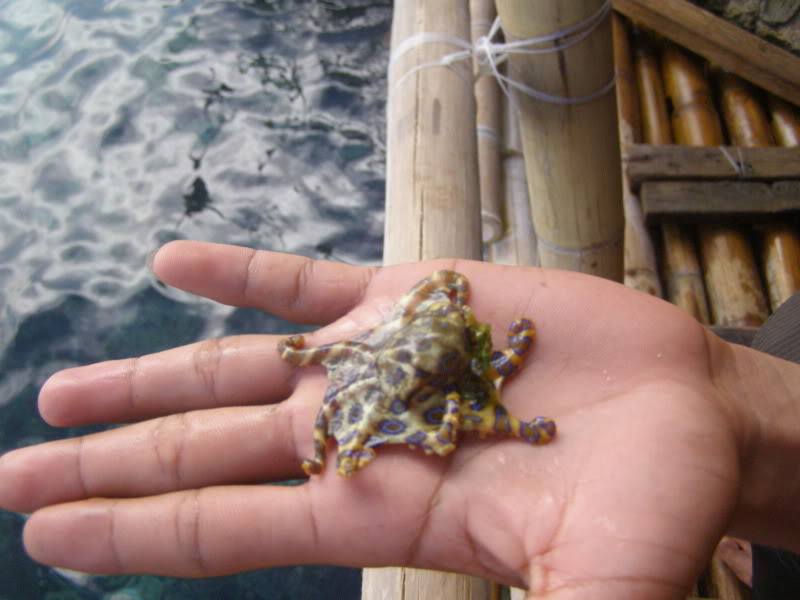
[371, 1, 800, 598]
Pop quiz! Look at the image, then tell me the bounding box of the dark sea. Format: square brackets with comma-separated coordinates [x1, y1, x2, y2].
[0, 0, 390, 598]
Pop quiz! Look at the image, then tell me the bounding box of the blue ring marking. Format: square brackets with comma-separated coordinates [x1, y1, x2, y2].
[414, 337, 432, 351]
[388, 366, 406, 385]
[390, 398, 407, 414]
[379, 419, 407, 435]
[493, 405, 512, 433]
[510, 336, 532, 353]
[395, 349, 413, 363]
[330, 407, 344, 432]
[425, 406, 445, 425]
[365, 388, 382, 404]
[509, 319, 532, 333]
[534, 416, 557, 437]
[406, 431, 427, 445]
[348, 404, 363, 424]
[493, 356, 515, 377]
[519, 421, 541, 443]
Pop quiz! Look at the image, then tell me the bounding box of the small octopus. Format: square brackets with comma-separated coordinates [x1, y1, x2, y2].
[278, 270, 556, 477]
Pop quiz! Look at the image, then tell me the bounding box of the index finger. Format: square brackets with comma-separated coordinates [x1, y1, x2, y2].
[153, 241, 378, 325]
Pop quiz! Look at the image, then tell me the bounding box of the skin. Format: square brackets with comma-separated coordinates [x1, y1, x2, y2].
[1, 240, 800, 599]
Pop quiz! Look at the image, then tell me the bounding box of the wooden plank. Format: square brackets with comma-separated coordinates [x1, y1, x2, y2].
[613, 0, 800, 106]
[641, 179, 800, 222]
[626, 144, 800, 184]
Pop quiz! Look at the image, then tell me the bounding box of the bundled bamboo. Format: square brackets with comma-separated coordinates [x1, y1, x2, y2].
[660, 43, 768, 327]
[491, 94, 539, 266]
[718, 72, 800, 313]
[768, 95, 800, 147]
[371, 3, 490, 598]
[765, 94, 800, 311]
[633, 33, 709, 322]
[494, 0, 624, 280]
[613, 14, 662, 297]
[471, 0, 503, 245]
[382, 0, 482, 266]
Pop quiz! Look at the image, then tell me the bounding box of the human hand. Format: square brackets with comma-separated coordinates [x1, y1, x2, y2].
[0, 241, 748, 598]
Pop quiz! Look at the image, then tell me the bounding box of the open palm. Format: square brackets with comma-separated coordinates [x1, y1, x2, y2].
[0, 241, 741, 599]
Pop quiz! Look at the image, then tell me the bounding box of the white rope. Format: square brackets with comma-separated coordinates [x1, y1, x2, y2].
[718, 145, 752, 178]
[389, 0, 615, 105]
[537, 228, 623, 258]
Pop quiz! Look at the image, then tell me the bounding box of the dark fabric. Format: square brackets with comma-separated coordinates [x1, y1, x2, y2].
[748, 293, 800, 598]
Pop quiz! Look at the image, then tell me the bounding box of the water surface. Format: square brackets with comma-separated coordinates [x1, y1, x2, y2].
[0, 1, 390, 597]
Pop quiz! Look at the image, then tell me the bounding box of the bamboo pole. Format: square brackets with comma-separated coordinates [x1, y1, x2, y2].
[471, 0, 503, 245]
[613, 0, 800, 106]
[494, 0, 624, 280]
[660, 43, 768, 327]
[633, 32, 709, 322]
[769, 95, 800, 147]
[718, 72, 800, 313]
[371, 3, 491, 598]
[612, 14, 662, 297]
[382, 0, 482, 266]
[491, 93, 539, 266]
[766, 94, 800, 311]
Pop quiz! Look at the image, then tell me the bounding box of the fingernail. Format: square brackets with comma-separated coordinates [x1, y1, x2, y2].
[145, 248, 160, 273]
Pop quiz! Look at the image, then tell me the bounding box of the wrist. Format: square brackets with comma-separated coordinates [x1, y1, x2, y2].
[706, 329, 800, 551]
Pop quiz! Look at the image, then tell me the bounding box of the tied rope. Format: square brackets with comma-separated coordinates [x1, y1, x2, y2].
[389, 0, 615, 105]
[718, 145, 752, 178]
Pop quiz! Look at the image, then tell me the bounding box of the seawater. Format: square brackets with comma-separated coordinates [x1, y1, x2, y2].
[0, 1, 390, 598]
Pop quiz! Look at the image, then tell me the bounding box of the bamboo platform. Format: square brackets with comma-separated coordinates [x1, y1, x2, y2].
[367, 0, 800, 598]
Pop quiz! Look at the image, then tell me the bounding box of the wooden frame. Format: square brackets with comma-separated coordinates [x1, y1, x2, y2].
[640, 180, 800, 222]
[625, 144, 800, 184]
[613, 0, 800, 106]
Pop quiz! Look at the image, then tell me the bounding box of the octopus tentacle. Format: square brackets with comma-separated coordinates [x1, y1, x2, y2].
[486, 318, 536, 382]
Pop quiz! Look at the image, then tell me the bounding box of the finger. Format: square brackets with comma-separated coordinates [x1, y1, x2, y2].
[38, 335, 298, 426]
[22, 483, 417, 577]
[152, 241, 377, 325]
[2, 382, 325, 513]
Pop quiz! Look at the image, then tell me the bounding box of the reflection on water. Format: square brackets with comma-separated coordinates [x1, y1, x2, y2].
[0, 0, 390, 597]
